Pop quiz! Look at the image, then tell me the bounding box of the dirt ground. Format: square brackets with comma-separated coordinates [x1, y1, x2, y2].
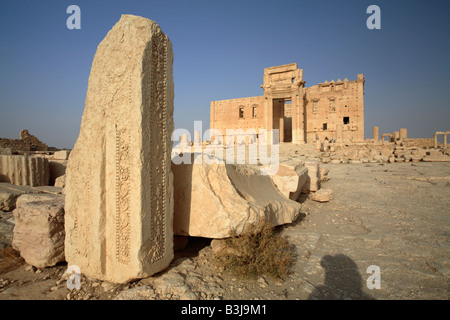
[0, 147, 449, 300]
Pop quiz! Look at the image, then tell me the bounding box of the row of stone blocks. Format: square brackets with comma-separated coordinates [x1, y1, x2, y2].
[0, 155, 49, 186]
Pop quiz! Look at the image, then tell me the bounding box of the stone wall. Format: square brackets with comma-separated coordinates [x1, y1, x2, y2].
[304, 75, 365, 143]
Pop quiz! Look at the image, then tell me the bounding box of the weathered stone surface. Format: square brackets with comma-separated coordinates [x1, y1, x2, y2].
[15, 193, 61, 208]
[0, 183, 56, 212]
[302, 161, 321, 193]
[0, 192, 19, 212]
[53, 150, 70, 160]
[54, 175, 65, 188]
[65, 15, 174, 283]
[172, 161, 301, 239]
[310, 188, 334, 202]
[270, 159, 308, 201]
[0, 155, 49, 186]
[12, 195, 65, 268]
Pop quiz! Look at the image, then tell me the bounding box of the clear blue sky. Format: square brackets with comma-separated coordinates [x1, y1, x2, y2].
[1, 0, 449, 149]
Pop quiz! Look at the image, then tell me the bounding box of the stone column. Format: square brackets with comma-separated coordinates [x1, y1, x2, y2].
[194, 131, 201, 146]
[291, 98, 298, 144]
[434, 133, 438, 149]
[181, 133, 189, 147]
[279, 104, 284, 143]
[373, 126, 379, 144]
[0, 155, 49, 186]
[64, 15, 174, 283]
[399, 128, 407, 140]
[296, 94, 305, 144]
[393, 131, 399, 141]
[444, 132, 448, 149]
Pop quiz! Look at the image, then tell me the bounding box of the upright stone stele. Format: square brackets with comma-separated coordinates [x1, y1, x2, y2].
[65, 15, 174, 283]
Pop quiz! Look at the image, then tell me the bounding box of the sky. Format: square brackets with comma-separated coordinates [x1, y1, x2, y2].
[0, 0, 449, 149]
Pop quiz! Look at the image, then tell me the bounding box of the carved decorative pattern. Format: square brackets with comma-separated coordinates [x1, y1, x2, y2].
[115, 126, 131, 264]
[149, 28, 168, 264]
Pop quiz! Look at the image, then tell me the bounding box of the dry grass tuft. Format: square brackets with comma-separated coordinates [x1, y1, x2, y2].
[214, 221, 294, 280]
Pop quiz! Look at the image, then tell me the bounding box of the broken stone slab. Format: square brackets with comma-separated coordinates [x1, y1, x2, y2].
[172, 161, 301, 239]
[15, 193, 61, 208]
[12, 195, 65, 268]
[65, 15, 174, 283]
[310, 188, 334, 202]
[269, 159, 308, 201]
[0, 182, 59, 212]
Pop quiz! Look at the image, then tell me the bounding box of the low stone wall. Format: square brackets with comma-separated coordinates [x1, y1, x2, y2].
[319, 142, 450, 164]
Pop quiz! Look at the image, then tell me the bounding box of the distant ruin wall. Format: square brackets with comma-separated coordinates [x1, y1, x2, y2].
[0, 130, 48, 152]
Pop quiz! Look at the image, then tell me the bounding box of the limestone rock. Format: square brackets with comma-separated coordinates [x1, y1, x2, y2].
[310, 189, 334, 202]
[0, 191, 20, 212]
[302, 161, 321, 193]
[172, 161, 301, 239]
[0, 183, 53, 212]
[53, 150, 70, 160]
[269, 159, 308, 201]
[12, 195, 65, 268]
[15, 193, 61, 208]
[54, 175, 65, 188]
[65, 15, 174, 283]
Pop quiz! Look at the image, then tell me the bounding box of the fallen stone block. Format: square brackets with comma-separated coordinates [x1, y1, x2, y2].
[0, 183, 53, 212]
[269, 159, 308, 201]
[12, 195, 65, 268]
[310, 189, 334, 203]
[172, 162, 301, 239]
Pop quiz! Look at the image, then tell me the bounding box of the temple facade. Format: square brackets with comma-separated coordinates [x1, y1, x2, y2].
[210, 63, 365, 144]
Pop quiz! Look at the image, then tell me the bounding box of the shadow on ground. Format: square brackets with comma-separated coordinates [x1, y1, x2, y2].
[309, 254, 375, 300]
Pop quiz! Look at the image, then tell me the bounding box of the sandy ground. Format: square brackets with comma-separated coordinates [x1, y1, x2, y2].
[0, 147, 449, 300]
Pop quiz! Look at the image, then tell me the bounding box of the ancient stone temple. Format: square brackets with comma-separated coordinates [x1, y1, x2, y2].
[210, 63, 365, 144]
[65, 15, 174, 283]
